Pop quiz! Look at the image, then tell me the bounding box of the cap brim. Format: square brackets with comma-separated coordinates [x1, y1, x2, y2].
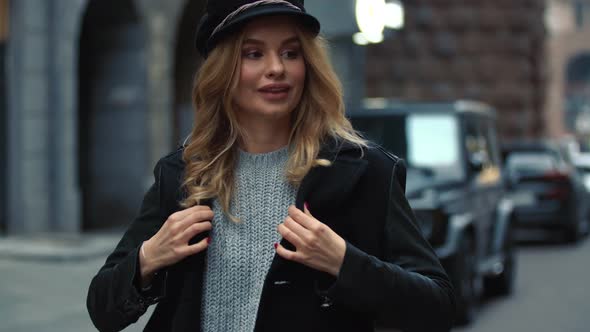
[203, 5, 320, 55]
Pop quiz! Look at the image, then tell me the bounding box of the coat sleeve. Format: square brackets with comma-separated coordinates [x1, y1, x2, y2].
[325, 159, 456, 332]
[86, 161, 169, 332]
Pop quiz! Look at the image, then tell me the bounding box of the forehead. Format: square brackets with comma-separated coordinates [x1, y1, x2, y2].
[242, 15, 300, 40]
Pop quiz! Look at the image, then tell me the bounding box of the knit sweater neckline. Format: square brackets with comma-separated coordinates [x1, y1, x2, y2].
[237, 145, 289, 162]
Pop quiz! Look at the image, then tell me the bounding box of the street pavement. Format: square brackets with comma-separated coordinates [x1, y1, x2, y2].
[454, 233, 590, 332]
[1, 232, 590, 332]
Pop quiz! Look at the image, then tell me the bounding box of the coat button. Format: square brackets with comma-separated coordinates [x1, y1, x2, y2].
[320, 295, 333, 308]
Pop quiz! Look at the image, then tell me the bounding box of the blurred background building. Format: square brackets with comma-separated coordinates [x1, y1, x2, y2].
[545, 0, 590, 140]
[366, 0, 547, 139]
[1, 0, 589, 235]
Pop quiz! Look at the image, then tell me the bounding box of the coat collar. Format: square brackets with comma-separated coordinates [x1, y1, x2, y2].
[174, 139, 367, 209]
[294, 138, 368, 213]
[172, 139, 369, 281]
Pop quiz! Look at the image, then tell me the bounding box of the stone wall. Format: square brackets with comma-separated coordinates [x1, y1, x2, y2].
[0, 43, 6, 233]
[366, 0, 547, 140]
[4, 0, 189, 234]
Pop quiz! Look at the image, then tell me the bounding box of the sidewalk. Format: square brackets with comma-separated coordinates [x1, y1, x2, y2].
[0, 230, 122, 262]
[0, 229, 151, 332]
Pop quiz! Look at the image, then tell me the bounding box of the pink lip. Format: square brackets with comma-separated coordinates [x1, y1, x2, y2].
[258, 83, 291, 92]
[258, 83, 291, 101]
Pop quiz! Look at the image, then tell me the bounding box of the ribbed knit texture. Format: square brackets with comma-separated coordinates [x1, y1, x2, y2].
[201, 146, 296, 332]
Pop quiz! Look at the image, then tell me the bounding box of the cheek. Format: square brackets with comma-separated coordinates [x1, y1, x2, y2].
[292, 64, 306, 99]
[239, 63, 261, 90]
[293, 62, 306, 88]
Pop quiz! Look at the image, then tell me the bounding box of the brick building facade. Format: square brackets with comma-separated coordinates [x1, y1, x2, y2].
[365, 0, 547, 140]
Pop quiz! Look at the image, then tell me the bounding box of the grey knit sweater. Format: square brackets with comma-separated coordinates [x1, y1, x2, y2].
[201, 146, 296, 332]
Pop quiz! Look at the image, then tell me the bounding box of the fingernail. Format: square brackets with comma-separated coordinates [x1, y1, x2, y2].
[274, 243, 278, 250]
[304, 202, 310, 210]
[207, 237, 211, 244]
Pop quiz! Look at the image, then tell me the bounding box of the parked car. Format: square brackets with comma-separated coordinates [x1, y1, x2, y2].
[349, 99, 516, 325]
[501, 140, 589, 242]
[560, 136, 590, 193]
[573, 154, 590, 193]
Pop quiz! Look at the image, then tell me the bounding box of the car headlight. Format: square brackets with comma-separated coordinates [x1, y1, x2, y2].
[584, 174, 590, 192]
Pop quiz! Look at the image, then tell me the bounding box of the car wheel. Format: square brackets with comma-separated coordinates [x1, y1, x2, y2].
[448, 235, 480, 325]
[484, 226, 516, 296]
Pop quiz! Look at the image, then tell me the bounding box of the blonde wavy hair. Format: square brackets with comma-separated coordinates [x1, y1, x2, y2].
[180, 24, 367, 219]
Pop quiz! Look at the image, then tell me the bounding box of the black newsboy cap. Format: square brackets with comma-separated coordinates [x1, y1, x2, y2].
[195, 0, 320, 57]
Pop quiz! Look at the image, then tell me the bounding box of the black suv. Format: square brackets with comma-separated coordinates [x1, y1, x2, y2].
[349, 100, 517, 325]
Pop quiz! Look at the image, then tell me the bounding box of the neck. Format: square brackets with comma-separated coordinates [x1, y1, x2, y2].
[237, 116, 291, 154]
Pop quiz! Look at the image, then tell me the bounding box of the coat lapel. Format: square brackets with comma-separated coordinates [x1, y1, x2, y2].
[269, 140, 368, 277]
[295, 142, 368, 223]
[176, 140, 368, 283]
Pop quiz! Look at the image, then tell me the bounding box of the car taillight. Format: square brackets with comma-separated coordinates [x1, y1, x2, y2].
[540, 171, 570, 182]
[539, 187, 570, 200]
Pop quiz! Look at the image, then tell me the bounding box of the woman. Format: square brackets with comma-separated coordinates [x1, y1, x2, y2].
[87, 1, 456, 331]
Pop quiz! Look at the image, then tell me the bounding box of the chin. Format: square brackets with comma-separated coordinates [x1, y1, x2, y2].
[253, 104, 294, 118]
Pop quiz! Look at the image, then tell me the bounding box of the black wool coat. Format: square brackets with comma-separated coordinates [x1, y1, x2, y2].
[87, 140, 456, 332]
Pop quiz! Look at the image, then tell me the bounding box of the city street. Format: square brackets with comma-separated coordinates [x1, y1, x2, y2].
[455, 235, 590, 332]
[1, 234, 589, 332]
[2, 0, 590, 331]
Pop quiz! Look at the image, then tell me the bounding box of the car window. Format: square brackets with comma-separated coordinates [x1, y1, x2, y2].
[407, 114, 460, 167]
[480, 119, 502, 184]
[464, 116, 501, 185]
[350, 112, 465, 193]
[464, 117, 483, 166]
[483, 120, 501, 167]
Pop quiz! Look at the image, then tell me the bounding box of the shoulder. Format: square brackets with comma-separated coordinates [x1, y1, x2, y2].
[157, 146, 186, 171]
[149, 146, 186, 186]
[339, 141, 406, 189]
[152, 146, 187, 212]
[363, 143, 402, 165]
[339, 141, 403, 171]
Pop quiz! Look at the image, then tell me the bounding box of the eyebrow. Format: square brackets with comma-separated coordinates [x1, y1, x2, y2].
[243, 36, 300, 46]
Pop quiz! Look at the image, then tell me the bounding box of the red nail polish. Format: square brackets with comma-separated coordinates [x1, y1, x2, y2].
[304, 202, 310, 210]
[207, 237, 211, 244]
[274, 243, 278, 249]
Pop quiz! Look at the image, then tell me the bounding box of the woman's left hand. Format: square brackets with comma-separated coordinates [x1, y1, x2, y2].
[276, 204, 346, 277]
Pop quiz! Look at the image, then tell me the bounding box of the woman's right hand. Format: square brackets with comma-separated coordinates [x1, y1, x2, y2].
[139, 205, 213, 285]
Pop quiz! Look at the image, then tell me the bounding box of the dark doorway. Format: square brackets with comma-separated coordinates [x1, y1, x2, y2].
[0, 43, 6, 234]
[173, 0, 205, 148]
[78, 0, 148, 230]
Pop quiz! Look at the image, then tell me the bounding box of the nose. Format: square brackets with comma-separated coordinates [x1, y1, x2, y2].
[266, 53, 285, 78]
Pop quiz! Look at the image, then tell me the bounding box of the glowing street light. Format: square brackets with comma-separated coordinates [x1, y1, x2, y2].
[384, 1, 404, 29]
[355, 0, 386, 43]
[354, 0, 404, 45]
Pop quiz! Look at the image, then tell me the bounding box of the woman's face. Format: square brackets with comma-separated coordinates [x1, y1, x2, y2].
[233, 16, 306, 122]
